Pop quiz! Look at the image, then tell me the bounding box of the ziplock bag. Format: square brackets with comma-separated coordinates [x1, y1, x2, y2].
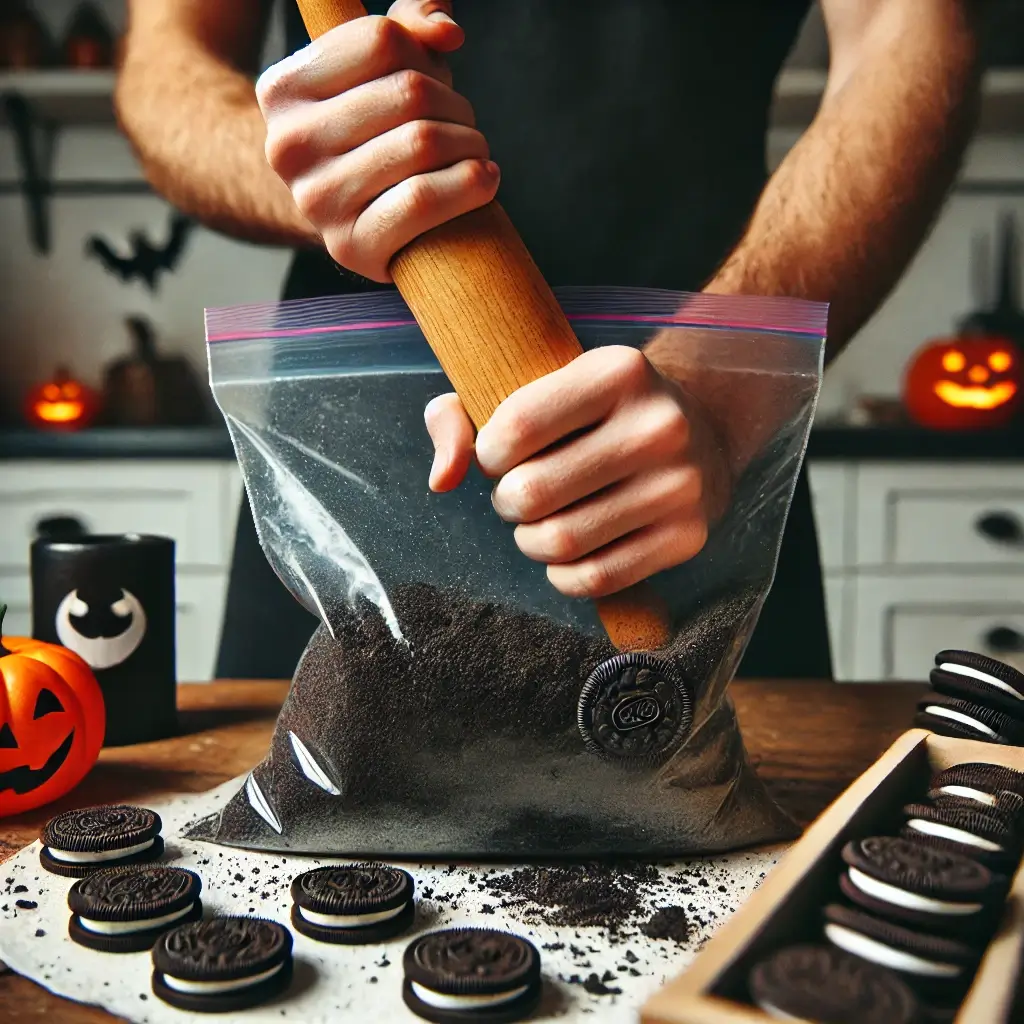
[190, 287, 826, 857]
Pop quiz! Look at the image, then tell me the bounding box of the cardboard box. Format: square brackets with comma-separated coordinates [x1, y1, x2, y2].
[642, 729, 1024, 1024]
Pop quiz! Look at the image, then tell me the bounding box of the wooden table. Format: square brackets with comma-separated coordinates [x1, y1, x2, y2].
[0, 679, 927, 1023]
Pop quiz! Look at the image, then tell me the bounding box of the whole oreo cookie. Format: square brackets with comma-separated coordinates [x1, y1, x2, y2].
[577, 653, 693, 765]
[403, 928, 541, 1023]
[929, 762, 1024, 808]
[823, 903, 979, 1004]
[840, 836, 997, 934]
[914, 695, 1024, 746]
[901, 800, 1021, 872]
[291, 864, 415, 944]
[931, 650, 1024, 716]
[152, 916, 293, 1013]
[40, 805, 163, 877]
[68, 866, 202, 954]
[747, 943, 920, 1024]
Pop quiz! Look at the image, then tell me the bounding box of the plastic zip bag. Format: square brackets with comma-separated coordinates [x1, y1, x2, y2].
[190, 286, 826, 857]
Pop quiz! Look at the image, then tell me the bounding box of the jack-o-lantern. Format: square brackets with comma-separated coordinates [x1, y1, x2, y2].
[903, 337, 1023, 430]
[24, 367, 101, 431]
[0, 603, 105, 817]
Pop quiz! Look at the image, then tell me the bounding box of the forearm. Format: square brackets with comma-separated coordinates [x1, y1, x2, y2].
[116, 25, 320, 248]
[650, 0, 981, 473]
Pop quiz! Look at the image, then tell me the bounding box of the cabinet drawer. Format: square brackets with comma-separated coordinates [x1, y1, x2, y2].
[0, 571, 228, 683]
[0, 461, 238, 571]
[852, 573, 1024, 681]
[856, 463, 1024, 567]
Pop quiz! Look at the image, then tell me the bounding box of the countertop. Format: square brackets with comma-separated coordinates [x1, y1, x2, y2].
[0, 678, 928, 1024]
[2, 425, 1024, 462]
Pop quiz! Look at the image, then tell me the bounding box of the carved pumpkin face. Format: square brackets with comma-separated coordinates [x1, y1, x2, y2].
[0, 605, 105, 817]
[903, 337, 1023, 430]
[25, 369, 101, 431]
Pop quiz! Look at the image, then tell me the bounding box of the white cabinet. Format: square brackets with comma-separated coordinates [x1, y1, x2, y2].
[0, 460, 242, 681]
[809, 460, 1024, 683]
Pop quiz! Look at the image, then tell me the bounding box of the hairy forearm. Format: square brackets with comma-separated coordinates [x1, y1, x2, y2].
[650, 0, 981, 474]
[116, 31, 320, 248]
[705, 1, 981, 360]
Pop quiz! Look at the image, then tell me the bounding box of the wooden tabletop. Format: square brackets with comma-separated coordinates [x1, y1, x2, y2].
[0, 678, 927, 1023]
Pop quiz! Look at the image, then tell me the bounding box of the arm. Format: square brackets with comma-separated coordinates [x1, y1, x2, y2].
[646, 0, 982, 473]
[116, 0, 320, 247]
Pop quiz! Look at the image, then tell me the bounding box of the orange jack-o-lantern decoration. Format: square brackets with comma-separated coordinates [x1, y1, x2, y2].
[24, 367, 101, 431]
[903, 337, 1023, 430]
[0, 603, 105, 817]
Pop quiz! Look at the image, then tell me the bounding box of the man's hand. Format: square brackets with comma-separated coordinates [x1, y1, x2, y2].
[424, 347, 731, 599]
[257, 1, 499, 282]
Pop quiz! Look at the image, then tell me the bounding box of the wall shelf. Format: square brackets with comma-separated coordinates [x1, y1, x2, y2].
[0, 69, 116, 123]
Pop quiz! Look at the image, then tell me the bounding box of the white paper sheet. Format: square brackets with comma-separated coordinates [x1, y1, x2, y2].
[0, 779, 785, 1022]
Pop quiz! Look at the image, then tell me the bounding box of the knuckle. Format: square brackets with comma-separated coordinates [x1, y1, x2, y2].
[365, 15, 403, 57]
[461, 157, 498, 196]
[605, 346, 650, 390]
[538, 520, 578, 562]
[399, 173, 434, 218]
[647, 401, 689, 454]
[576, 559, 616, 598]
[263, 122, 305, 178]
[255, 64, 293, 112]
[404, 119, 444, 164]
[499, 468, 542, 520]
[394, 69, 433, 116]
[290, 176, 327, 221]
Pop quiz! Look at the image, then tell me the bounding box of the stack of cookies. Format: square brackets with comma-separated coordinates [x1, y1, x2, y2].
[915, 649, 1024, 746]
[749, 761, 1024, 1022]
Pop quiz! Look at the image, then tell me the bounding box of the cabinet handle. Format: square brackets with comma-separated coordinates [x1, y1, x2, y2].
[34, 515, 86, 539]
[975, 511, 1024, 544]
[984, 626, 1024, 654]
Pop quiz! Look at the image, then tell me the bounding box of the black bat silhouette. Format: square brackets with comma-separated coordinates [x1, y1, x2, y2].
[85, 213, 195, 292]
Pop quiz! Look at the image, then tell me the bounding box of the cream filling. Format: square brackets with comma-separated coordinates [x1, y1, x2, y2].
[940, 661, 1024, 701]
[906, 818, 1003, 853]
[923, 705, 997, 739]
[847, 867, 982, 915]
[47, 838, 155, 864]
[162, 961, 284, 995]
[825, 923, 961, 978]
[79, 902, 194, 935]
[935, 784, 998, 807]
[410, 981, 530, 1011]
[297, 902, 405, 929]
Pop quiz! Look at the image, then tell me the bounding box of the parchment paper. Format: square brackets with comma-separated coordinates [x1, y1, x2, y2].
[0, 779, 784, 1022]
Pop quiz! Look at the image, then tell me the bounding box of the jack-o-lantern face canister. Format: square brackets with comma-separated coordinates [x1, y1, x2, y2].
[0, 604, 105, 817]
[903, 337, 1023, 430]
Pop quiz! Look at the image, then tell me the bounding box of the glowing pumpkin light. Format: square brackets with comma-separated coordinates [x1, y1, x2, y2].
[902, 337, 1023, 430]
[24, 368, 101, 431]
[0, 603, 105, 817]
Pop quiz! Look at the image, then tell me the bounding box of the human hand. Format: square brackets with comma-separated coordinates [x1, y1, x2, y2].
[424, 347, 732, 599]
[256, 1, 498, 282]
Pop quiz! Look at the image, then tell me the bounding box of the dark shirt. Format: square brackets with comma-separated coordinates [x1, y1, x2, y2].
[217, 0, 831, 680]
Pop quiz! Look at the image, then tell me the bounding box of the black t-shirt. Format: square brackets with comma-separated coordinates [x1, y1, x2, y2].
[217, 0, 831, 679]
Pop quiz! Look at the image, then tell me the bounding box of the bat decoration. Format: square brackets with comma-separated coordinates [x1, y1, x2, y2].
[85, 212, 195, 292]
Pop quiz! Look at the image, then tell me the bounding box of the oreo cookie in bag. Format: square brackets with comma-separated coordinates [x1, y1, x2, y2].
[40, 805, 163, 877]
[291, 864, 415, 944]
[68, 866, 202, 953]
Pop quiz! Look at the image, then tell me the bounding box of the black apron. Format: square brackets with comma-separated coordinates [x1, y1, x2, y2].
[217, 0, 831, 680]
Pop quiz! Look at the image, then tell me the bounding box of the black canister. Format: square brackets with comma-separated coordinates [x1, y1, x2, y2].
[31, 534, 177, 746]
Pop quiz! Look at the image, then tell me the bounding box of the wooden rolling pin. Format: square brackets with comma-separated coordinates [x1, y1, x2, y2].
[295, 0, 670, 653]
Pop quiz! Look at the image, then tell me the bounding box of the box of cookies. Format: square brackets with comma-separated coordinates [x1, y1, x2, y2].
[642, 728, 1024, 1024]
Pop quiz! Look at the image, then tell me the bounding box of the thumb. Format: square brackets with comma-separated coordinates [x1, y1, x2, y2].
[387, 1, 464, 53]
[424, 392, 475, 492]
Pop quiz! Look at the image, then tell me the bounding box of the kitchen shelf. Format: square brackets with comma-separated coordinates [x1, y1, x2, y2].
[771, 68, 1024, 133]
[0, 69, 116, 123]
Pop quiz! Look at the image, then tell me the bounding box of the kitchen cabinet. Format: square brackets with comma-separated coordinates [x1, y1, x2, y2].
[808, 460, 1024, 682]
[0, 459, 242, 682]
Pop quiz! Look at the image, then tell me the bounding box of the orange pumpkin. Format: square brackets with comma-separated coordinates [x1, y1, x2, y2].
[24, 367, 101, 431]
[903, 337, 1023, 430]
[0, 603, 105, 817]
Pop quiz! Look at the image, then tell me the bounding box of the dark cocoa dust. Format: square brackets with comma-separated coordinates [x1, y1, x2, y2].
[479, 862, 660, 931]
[641, 906, 690, 942]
